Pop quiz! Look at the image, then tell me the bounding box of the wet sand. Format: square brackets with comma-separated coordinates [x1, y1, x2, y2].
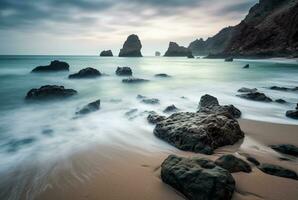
[35, 119, 298, 200]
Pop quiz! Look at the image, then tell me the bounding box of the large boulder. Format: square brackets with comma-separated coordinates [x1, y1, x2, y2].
[153, 112, 244, 154]
[164, 42, 193, 57]
[258, 163, 298, 180]
[31, 60, 69, 72]
[119, 34, 142, 57]
[25, 85, 77, 100]
[115, 67, 132, 76]
[270, 144, 298, 157]
[100, 50, 113, 57]
[68, 67, 101, 79]
[199, 94, 219, 108]
[161, 155, 235, 200]
[76, 100, 100, 115]
[122, 78, 149, 84]
[286, 110, 298, 119]
[236, 92, 272, 102]
[215, 154, 252, 173]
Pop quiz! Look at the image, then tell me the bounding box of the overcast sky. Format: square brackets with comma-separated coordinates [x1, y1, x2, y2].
[0, 0, 258, 55]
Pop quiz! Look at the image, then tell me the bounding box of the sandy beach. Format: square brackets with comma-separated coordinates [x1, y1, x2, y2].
[33, 119, 298, 200]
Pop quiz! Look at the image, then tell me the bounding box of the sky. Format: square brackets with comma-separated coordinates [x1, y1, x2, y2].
[0, 0, 258, 55]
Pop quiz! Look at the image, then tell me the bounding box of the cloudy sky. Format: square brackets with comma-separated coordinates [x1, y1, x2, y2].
[0, 0, 257, 55]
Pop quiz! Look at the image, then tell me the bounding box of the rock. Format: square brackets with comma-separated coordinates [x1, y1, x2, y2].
[236, 92, 272, 102]
[136, 94, 146, 99]
[76, 100, 100, 115]
[25, 85, 77, 100]
[199, 94, 219, 108]
[296, 103, 298, 110]
[119, 34, 142, 57]
[164, 42, 193, 57]
[187, 54, 195, 58]
[225, 57, 233, 62]
[147, 112, 166, 124]
[286, 110, 298, 119]
[115, 67, 133, 76]
[31, 60, 69, 72]
[122, 78, 149, 84]
[154, 112, 244, 154]
[275, 99, 286, 103]
[246, 156, 260, 166]
[141, 98, 159, 105]
[270, 144, 298, 157]
[215, 154, 251, 173]
[258, 163, 298, 180]
[270, 86, 298, 91]
[161, 155, 235, 200]
[243, 64, 250, 68]
[163, 105, 179, 113]
[155, 51, 161, 56]
[100, 50, 113, 57]
[155, 73, 171, 78]
[238, 87, 257, 93]
[68, 67, 101, 79]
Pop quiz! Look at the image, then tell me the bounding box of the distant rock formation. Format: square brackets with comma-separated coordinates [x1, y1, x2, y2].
[100, 50, 113, 57]
[189, 0, 298, 58]
[164, 42, 193, 57]
[119, 34, 142, 57]
[155, 51, 161, 56]
[31, 60, 69, 72]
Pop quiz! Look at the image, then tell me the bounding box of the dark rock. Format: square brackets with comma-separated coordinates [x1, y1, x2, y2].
[115, 67, 132, 76]
[155, 73, 171, 78]
[76, 100, 100, 115]
[238, 87, 257, 93]
[153, 112, 244, 154]
[119, 34, 142, 57]
[243, 64, 250, 68]
[270, 144, 298, 157]
[161, 155, 235, 200]
[296, 103, 298, 110]
[225, 57, 234, 62]
[6, 137, 36, 152]
[122, 78, 149, 84]
[275, 99, 286, 103]
[147, 112, 166, 124]
[125, 108, 138, 116]
[286, 110, 298, 119]
[31, 60, 69, 72]
[187, 54, 195, 58]
[215, 154, 252, 173]
[141, 98, 159, 104]
[163, 105, 179, 113]
[236, 92, 272, 102]
[164, 42, 193, 57]
[270, 86, 298, 91]
[199, 94, 219, 108]
[136, 94, 146, 99]
[155, 51, 161, 56]
[100, 50, 113, 57]
[258, 163, 298, 180]
[246, 156, 260, 166]
[25, 85, 77, 100]
[68, 67, 101, 79]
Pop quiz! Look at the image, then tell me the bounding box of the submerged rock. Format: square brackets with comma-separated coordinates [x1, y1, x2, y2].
[275, 99, 287, 103]
[286, 110, 298, 119]
[270, 144, 298, 157]
[215, 154, 252, 173]
[76, 100, 100, 115]
[100, 50, 113, 57]
[270, 86, 298, 91]
[68, 67, 101, 79]
[122, 78, 149, 84]
[147, 112, 166, 124]
[258, 163, 298, 180]
[225, 57, 233, 62]
[25, 85, 77, 100]
[164, 42, 193, 57]
[154, 112, 244, 154]
[161, 155, 235, 200]
[187, 54, 195, 58]
[141, 98, 159, 104]
[163, 105, 179, 113]
[31, 60, 69, 72]
[115, 67, 132, 76]
[154, 73, 171, 78]
[119, 34, 142, 57]
[236, 92, 272, 102]
[237, 87, 257, 93]
[243, 64, 249, 68]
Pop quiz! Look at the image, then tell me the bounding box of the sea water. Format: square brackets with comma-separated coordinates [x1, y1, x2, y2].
[0, 55, 297, 199]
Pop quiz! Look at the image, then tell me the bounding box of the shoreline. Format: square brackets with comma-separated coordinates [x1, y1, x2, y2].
[30, 119, 298, 200]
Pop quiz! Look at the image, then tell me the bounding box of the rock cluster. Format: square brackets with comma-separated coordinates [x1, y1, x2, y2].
[31, 60, 69, 72]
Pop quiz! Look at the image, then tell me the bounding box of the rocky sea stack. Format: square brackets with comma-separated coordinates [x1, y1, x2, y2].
[164, 42, 193, 57]
[100, 50, 113, 57]
[119, 34, 142, 57]
[25, 85, 77, 100]
[31, 60, 69, 72]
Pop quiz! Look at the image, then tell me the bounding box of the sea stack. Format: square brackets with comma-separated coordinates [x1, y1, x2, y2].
[164, 42, 193, 57]
[100, 50, 113, 57]
[119, 34, 142, 57]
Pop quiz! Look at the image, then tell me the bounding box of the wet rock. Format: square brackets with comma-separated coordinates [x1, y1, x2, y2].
[215, 154, 252, 173]
[115, 67, 132, 76]
[68, 67, 101, 79]
[270, 86, 298, 91]
[155, 73, 171, 78]
[122, 78, 149, 83]
[237, 87, 257, 93]
[31, 60, 69, 72]
[164, 42, 193, 57]
[199, 94, 219, 108]
[100, 50, 113, 57]
[141, 98, 159, 104]
[76, 99, 100, 115]
[275, 99, 286, 103]
[270, 144, 298, 157]
[286, 110, 298, 119]
[225, 57, 233, 62]
[163, 105, 179, 113]
[161, 155, 235, 200]
[25, 85, 77, 100]
[243, 64, 249, 68]
[154, 112, 244, 154]
[246, 156, 260, 166]
[119, 34, 142, 57]
[147, 112, 166, 124]
[187, 54, 195, 58]
[258, 163, 298, 180]
[236, 92, 272, 102]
